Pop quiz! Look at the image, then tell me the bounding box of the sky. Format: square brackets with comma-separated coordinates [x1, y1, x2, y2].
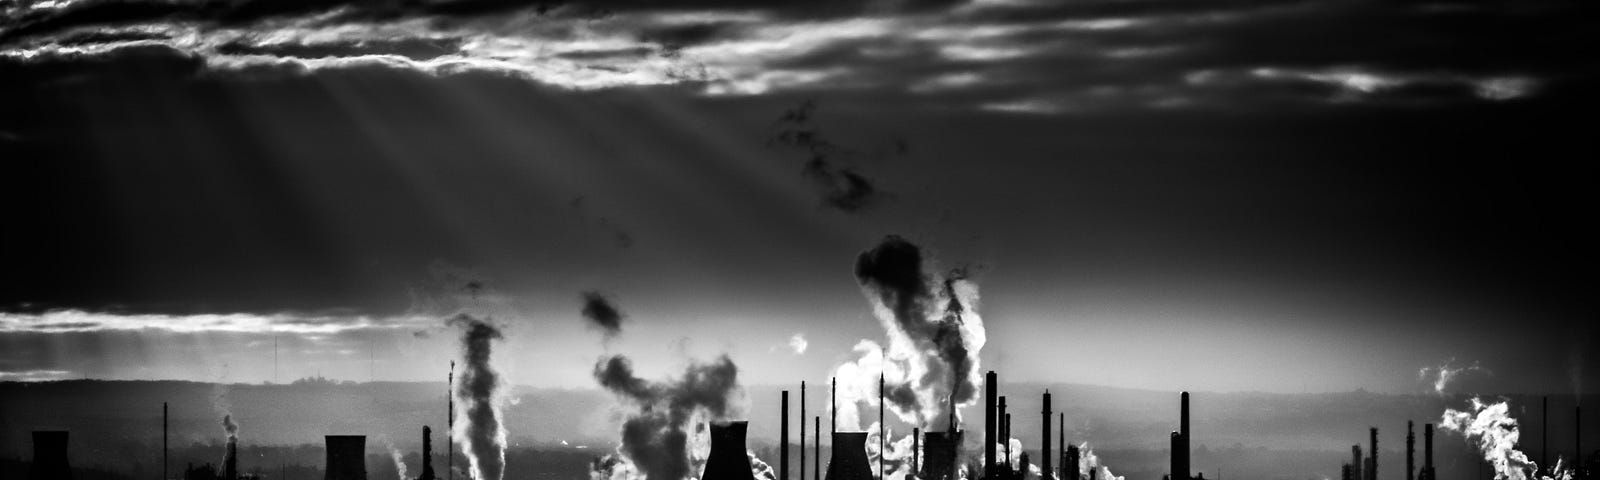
[1, 0, 1596, 394]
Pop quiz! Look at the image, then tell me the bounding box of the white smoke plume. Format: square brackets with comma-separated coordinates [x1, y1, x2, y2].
[391, 447, 410, 480]
[750, 451, 778, 480]
[865, 421, 919, 480]
[789, 334, 809, 355]
[449, 314, 508, 480]
[1420, 359, 1492, 395]
[834, 236, 987, 431]
[1439, 397, 1572, 480]
[1076, 443, 1126, 480]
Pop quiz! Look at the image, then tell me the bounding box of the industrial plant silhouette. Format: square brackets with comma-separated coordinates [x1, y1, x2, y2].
[17, 370, 1594, 480]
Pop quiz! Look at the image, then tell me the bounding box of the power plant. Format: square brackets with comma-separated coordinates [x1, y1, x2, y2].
[703, 422, 757, 480]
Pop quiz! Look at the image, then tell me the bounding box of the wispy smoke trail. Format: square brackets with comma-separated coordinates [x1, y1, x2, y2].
[834, 235, 986, 431]
[1440, 397, 1572, 480]
[449, 314, 507, 480]
[581, 291, 626, 340]
[390, 445, 410, 480]
[591, 354, 746, 480]
[866, 422, 920, 480]
[1419, 358, 1491, 395]
[750, 451, 778, 480]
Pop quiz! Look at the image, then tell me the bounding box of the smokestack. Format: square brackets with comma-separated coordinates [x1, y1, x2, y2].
[1406, 421, 1415, 480]
[1059, 413, 1065, 480]
[832, 378, 838, 434]
[226, 435, 239, 480]
[1422, 424, 1434, 480]
[1065, 445, 1079, 480]
[986, 371, 997, 477]
[1577, 405, 1583, 480]
[879, 374, 885, 480]
[1352, 445, 1363, 480]
[783, 391, 791, 480]
[824, 432, 873, 480]
[164, 402, 169, 480]
[30, 431, 72, 480]
[1544, 397, 1549, 478]
[1180, 392, 1190, 480]
[703, 422, 758, 480]
[449, 362, 454, 480]
[815, 416, 821, 480]
[913, 428, 921, 475]
[1043, 390, 1053, 480]
[1005, 411, 1013, 471]
[1170, 432, 1183, 480]
[325, 435, 367, 480]
[803, 382, 807, 480]
[1368, 427, 1378, 480]
[422, 426, 437, 480]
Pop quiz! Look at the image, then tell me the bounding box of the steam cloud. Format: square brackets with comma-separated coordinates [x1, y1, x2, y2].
[591, 354, 746, 480]
[1440, 397, 1572, 480]
[582, 291, 626, 340]
[1419, 359, 1492, 395]
[788, 334, 809, 355]
[1074, 444, 1126, 480]
[834, 235, 987, 431]
[449, 314, 508, 480]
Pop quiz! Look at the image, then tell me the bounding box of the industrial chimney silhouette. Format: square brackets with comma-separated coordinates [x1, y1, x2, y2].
[1365, 428, 1377, 480]
[985, 371, 997, 477]
[1406, 421, 1415, 480]
[1420, 424, 1434, 480]
[703, 421, 757, 480]
[1170, 392, 1190, 480]
[1042, 390, 1052, 480]
[421, 426, 437, 480]
[1351, 445, 1363, 480]
[1065, 445, 1080, 480]
[825, 432, 873, 480]
[30, 431, 72, 480]
[225, 434, 239, 480]
[326, 435, 368, 480]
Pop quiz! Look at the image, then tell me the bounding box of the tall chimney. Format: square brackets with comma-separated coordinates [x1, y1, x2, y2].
[448, 361, 454, 480]
[783, 390, 791, 480]
[824, 432, 873, 480]
[1423, 424, 1434, 480]
[802, 382, 807, 480]
[325, 435, 367, 480]
[1180, 392, 1190, 480]
[30, 431, 72, 480]
[832, 378, 838, 434]
[226, 435, 239, 480]
[1351, 445, 1363, 480]
[1369, 427, 1378, 480]
[913, 428, 921, 475]
[879, 374, 885, 480]
[1170, 432, 1183, 480]
[986, 371, 998, 477]
[1406, 421, 1415, 480]
[1005, 412, 1013, 471]
[704, 422, 758, 480]
[814, 416, 821, 480]
[1065, 445, 1080, 480]
[422, 426, 436, 480]
[1043, 390, 1053, 480]
[1577, 405, 1583, 480]
[1543, 397, 1549, 478]
[164, 402, 169, 480]
[1059, 413, 1065, 480]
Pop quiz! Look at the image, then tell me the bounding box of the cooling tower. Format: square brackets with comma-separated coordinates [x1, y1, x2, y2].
[825, 432, 872, 480]
[919, 430, 963, 480]
[702, 421, 756, 480]
[30, 430, 73, 480]
[325, 435, 368, 480]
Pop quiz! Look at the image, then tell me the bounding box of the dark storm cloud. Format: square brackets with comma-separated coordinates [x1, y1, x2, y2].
[579, 291, 624, 339]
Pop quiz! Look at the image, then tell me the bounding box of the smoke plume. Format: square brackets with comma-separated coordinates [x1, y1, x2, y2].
[582, 291, 626, 340]
[866, 421, 920, 480]
[1419, 359, 1492, 395]
[1075, 444, 1126, 480]
[221, 414, 238, 439]
[449, 313, 508, 480]
[833, 235, 986, 431]
[1441, 397, 1572, 480]
[591, 354, 746, 480]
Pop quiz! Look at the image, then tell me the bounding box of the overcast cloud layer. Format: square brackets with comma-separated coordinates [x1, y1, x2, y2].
[4, 0, 1595, 111]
